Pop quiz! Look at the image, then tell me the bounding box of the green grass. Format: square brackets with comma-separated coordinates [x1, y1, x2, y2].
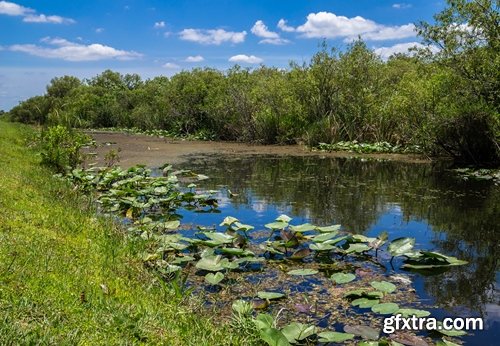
[0, 121, 246, 345]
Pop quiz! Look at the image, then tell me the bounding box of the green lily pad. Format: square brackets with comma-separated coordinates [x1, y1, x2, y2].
[343, 325, 380, 340]
[351, 298, 380, 308]
[276, 214, 292, 223]
[331, 272, 356, 284]
[312, 232, 339, 243]
[395, 308, 431, 318]
[195, 255, 226, 272]
[220, 216, 239, 227]
[371, 303, 400, 314]
[315, 224, 341, 233]
[388, 237, 415, 257]
[309, 243, 335, 251]
[281, 322, 317, 343]
[290, 223, 316, 233]
[219, 247, 255, 257]
[317, 331, 355, 343]
[265, 221, 288, 230]
[345, 243, 371, 254]
[257, 291, 285, 300]
[287, 269, 318, 276]
[205, 272, 224, 285]
[370, 280, 397, 293]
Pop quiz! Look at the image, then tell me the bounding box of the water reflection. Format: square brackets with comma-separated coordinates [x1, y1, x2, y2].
[178, 154, 499, 341]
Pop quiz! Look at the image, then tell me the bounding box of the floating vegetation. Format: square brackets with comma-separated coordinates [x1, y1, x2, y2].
[61, 164, 470, 345]
[315, 141, 422, 154]
[89, 126, 216, 141]
[452, 167, 500, 184]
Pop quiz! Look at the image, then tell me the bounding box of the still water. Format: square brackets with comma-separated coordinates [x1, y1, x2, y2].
[175, 154, 498, 345]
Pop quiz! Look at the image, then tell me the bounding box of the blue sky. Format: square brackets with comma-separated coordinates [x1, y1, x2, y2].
[0, 0, 444, 110]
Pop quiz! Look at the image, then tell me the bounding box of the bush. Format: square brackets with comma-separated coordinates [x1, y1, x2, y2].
[433, 112, 500, 166]
[39, 125, 91, 173]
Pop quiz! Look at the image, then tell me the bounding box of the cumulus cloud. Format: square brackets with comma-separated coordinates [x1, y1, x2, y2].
[281, 11, 415, 41]
[154, 21, 165, 29]
[277, 19, 296, 33]
[9, 37, 142, 61]
[251, 20, 290, 45]
[392, 3, 412, 9]
[162, 62, 180, 69]
[0, 0, 32, 15]
[228, 54, 263, 64]
[185, 55, 204, 62]
[23, 14, 75, 24]
[373, 41, 438, 59]
[179, 28, 246, 45]
[0, 1, 74, 24]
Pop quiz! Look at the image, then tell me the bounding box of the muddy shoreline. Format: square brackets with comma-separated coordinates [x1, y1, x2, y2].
[86, 131, 433, 168]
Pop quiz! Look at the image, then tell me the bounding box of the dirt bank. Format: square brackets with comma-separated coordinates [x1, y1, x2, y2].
[86, 131, 432, 168]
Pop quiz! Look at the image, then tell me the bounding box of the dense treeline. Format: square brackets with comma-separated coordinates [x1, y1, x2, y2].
[6, 0, 500, 166]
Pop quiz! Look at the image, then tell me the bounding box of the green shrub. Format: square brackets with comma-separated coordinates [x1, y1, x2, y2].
[39, 125, 91, 172]
[433, 112, 500, 166]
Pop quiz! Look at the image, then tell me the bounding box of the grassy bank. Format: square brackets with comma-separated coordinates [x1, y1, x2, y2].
[0, 120, 243, 345]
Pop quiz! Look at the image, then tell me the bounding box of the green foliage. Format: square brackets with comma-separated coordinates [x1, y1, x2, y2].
[39, 125, 91, 173]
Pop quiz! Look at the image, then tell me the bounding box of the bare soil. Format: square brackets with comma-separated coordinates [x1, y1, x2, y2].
[86, 131, 431, 168]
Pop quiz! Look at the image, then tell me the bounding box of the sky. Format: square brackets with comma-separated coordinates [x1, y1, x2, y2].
[0, 0, 445, 110]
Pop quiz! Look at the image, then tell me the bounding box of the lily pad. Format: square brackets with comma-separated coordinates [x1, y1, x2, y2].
[395, 308, 431, 318]
[371, 303, 400, 314]
[388, 237, 415, 257]
[346, 243, 371, 254]
[276, 214, 292, 223]
[317, 331, 355, 343]
[163, 220, 180, 229]
[265, 221, 288, 230]
[220, 216, 238, 227]
[290, 248, 311, 259]
[315, 224, 341, 233]
[309, 243, 335, 251]
[257, 291, 285, 300]
[331, 272, 356, 284]
[370, 280, 397, 293]
[290, 223, 316, 233]
[312, 232, 339, 243]
[281, 322, 317, 343]
[287, 269, 318, 276]
[343, 325, 380, 340]
[351, 298, 380, 308]
[205, 272, 224, 285]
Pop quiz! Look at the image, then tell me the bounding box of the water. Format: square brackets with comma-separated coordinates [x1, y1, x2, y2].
[175, 154, 499, 345]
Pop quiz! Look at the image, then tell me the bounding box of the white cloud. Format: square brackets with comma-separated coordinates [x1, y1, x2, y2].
[251, 20, 279, 39]
[392, 3, 412, 9]
[23, 14, 74, 24]
[0, 1, 32, 16]
[228, 54, 263, 64]
[185, 55, 204, 62]
[154, 21, 165, 29]
[9, 37, 142, 61]
[95, 27, 104, 33]
[0, 1, 74, 24]
[179, 28, 246, 45]
[251, 20, 290, 45]
[282, 11, 415, 41]
[373, 41, 438, 59]
[162, 62, 180, 69]
[277, 19, 296, 32]
[358, 24, 416, 41]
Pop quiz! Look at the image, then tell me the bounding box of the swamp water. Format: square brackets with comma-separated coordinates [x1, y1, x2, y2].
[169, 154, 499, 345]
